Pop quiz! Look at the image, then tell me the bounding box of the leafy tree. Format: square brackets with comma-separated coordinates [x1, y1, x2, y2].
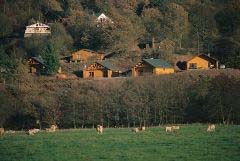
[0, 13, 13, 38]
[215, 6, 240, 36]
[213, 37, 240, 68]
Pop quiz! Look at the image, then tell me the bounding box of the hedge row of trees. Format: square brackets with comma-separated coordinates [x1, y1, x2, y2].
[1, 70, 239, 130]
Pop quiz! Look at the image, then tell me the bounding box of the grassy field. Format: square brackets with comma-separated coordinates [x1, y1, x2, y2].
[0, 124, 240, 161]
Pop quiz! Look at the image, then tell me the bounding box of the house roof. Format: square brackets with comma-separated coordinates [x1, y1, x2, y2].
[173, 54, 218, 63]
[97, 60, 121, 72]
[143, 59, 173, 68]
[198, 54, 218, 62]
[31, 56, 45, 65]
[73, 49, 105, 55]
[26, 22, 50, 28]
[96, 13, 113, 23]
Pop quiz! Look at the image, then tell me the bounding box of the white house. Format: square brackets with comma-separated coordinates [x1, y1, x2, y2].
[96, 13, 113, 24]
[24, 22, 51, 37]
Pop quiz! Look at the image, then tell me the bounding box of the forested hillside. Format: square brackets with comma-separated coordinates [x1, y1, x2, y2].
[0, 0, 240, 129]
[0, 0, 240, 78]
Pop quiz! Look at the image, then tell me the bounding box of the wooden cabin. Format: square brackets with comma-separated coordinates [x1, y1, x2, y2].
[24, 22, 51, 37]
[71, 49, 104, 62]
[28, 56, 45, 74]
[186, 54, 218, 70]
[83, 61, 121, 79]
[132, 59, 174, 77]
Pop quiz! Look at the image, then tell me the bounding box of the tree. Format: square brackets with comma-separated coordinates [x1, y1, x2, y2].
[213, 37, 240, 68]
[0, 13, 13, 38]
[42, 42, 59, 75]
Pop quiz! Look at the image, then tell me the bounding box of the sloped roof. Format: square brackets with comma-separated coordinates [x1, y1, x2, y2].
[73, 49, 105, 55]
[97, 60, 121, 72]
[143, 59, 173, 68]
[198, 54, 218, 62]
[31, 56, 45, 65]
[96, 13, 113, 23]
[26, 22, 50, 28]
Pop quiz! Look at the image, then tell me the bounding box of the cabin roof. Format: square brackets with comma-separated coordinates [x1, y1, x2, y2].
[143, 59, 173, 68]
[97, 60, 121, 72]
[73, 49, 105, 55]
[26, 22, 50, 28]
[197, 54, 218, 62]
[31, 56, 45, 65]
[96, 13, 113, 23]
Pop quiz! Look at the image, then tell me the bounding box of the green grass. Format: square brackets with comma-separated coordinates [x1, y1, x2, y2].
[0, 125, 240, 161]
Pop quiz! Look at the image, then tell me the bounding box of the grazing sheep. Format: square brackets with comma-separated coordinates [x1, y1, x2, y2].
[46, 125, 58, 132]
[5, 130, 16, 134]
[132, 128, 139, 133]
[27, 128, 40, 135]
[139, 126, 146, 131]
[207, 124, 215, 132]
[96, 125, 103, 134]
[0, 128, 4, 135]
[172, 125, 180, 130]
[165, 126, 173, 132]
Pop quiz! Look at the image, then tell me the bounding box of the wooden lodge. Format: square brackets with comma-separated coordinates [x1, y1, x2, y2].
[83, 60, 121, 79]
[24, 22, 51, 37]
[176, 54, 219, 70]
[28, 56, 45, 74]
[132, 59, 175, 77]
[70, 49, 105, 62]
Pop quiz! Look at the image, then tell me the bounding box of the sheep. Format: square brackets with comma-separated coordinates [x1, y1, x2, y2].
[132, 128, 139, 133]
[139, 126, 146, 131]
[207, 124, 215, 132]
[5, 130, 16, 134]
[27, 128, 40, 135]
[46, 125, 58, 132]
[165, 126, 173, 132]
[96, 125, 103, 134]
[172, 125, 180, 130]
[0, 128, 4, 135]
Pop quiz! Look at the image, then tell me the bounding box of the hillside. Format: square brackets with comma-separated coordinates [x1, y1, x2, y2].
[0, 0, 240, 79]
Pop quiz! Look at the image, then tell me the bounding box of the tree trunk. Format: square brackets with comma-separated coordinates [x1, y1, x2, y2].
[152, 37, 155, 49]
[82, 109, 85, 128]
[92, 113, 95, 128]
[73, 103, 76, 129]
[127, 111, 130, 128]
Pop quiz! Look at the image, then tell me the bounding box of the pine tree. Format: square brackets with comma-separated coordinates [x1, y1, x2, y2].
[42, 43, 59, 75]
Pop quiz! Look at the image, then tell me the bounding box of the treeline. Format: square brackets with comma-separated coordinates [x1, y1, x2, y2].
[1, 70, 239, 129]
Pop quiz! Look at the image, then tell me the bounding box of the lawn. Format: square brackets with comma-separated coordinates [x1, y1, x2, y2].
[0, 125, 240, 161]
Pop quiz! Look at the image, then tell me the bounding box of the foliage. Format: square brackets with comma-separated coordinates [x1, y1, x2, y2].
[0, 0, 239, 67]
[42, 43, 60, 75]
[1, 70, 240, 129]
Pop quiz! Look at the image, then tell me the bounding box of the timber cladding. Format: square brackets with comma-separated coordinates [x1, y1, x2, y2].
[132, 59, 175, 77]
[186, 54, 219, 70]
[28, 56, 46, 74]
[83, 61, 119, 79]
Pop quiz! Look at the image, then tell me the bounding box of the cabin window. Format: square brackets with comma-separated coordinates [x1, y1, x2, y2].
[137, 69, 144, 76]
[189, 63, 197, 69]
[89, 72, 94, 77]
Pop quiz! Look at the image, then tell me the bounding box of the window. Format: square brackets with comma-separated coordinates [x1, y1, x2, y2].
[189, 63, 197, 69]
[89, 72, 94, 77]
